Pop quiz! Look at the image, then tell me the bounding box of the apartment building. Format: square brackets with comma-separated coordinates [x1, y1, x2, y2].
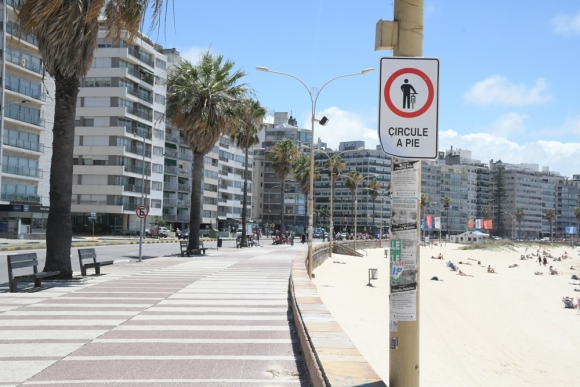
[71, 29, 167, 232]
[555, 178, 580, 237]
[0, 0, 55, 237]
[253, 112, 311, 234]
[314, 141, 392, 235]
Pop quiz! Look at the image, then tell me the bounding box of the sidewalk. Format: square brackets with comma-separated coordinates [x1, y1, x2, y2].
[0, 245, 309, 386]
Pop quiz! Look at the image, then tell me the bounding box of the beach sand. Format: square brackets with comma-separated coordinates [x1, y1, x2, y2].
[313, 242, 580, 387]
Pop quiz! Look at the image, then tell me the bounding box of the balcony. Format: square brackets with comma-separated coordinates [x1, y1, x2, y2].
[2, 164, 43, 178]
[125, 105, 153, 121]
[122, 203, 140, 211]
[4, 108, 44, 127]
[6, 22, 38, 46]
[178, 200, 191, 206]
[164, 149, 178, 158]
[3, 136, 44, 153]
[1, 192, 41, 204]
[163, 198, 177, 206]
[164, 182, 178, 190]
[163, 214, 177, 222]
[177, 169, 188, 176]
[165, 134, 179, 143]
[123, 124, 152, 140]
[123, 184, 150, 194]
[128, 47, 155, 68]
[124, 145, 151, 158]
[5, 81, 45, 101]
[165, 166, 177, 174]
[127, 67, 154, 86]
[123, 164, 151, 176]
[126, 85, 153, 103]
[178, 184, 191, 192]
[179, 153, 193, 162]
[177, 214, 190, 222]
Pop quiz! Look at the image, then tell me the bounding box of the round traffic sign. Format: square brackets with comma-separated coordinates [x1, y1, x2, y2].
[384, 67, 434, 118]
[136, 205, 149, 218]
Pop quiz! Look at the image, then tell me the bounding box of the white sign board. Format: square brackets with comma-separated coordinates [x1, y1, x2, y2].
[378, 57, 439, 159]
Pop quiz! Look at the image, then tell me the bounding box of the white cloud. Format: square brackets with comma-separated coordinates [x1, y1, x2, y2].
[551, 11, 580, 35]
[439, 129, 580, 177]
[464, 76, 552, 107]
[299, 106, 380, 150]
[179, 46, 211, 64]
[486, 112, 528, 137]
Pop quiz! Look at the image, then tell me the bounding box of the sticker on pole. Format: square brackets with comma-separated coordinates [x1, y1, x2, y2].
[136, 205, 149, 218]
[378, 57, 439, 159]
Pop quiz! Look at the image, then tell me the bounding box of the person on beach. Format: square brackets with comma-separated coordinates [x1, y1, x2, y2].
[487, 265, 497, 273]
[543, 257, 548, 266]
[458, 269, 473, 277]
[549, 266, 559, 275]
[508, 264, 519, 268]
[538, 256, 542, 266]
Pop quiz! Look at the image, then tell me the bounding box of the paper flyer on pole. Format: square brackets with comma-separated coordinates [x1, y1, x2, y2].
[391, 159, 420, 198]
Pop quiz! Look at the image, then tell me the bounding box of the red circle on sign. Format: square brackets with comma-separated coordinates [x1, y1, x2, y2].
[384, 68, 434, 118]
[136, 205, 149, 218]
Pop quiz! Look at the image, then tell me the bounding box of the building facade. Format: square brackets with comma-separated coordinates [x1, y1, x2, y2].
[71, 30, 167, 232]
[0, 0, 55, 237]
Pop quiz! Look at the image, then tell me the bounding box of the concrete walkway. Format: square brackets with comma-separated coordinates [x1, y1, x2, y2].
[0, 245, 309, 386]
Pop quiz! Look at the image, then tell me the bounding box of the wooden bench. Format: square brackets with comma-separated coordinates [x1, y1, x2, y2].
[78, 248, 114, 276]
[180, 240, 207, 256]
[7, 253, 60, 293]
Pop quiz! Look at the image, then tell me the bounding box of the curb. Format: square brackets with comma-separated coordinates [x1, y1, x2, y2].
[0, 239, 180, 252]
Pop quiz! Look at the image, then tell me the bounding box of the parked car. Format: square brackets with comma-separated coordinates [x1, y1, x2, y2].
[540, 237, 550, 242]
[158, 227, 169, 238]
[492, 236, 502, 241]
[145, 226, 169, 238]
[179, 229, 190, 240]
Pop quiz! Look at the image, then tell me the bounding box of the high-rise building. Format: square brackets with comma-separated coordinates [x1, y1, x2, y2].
[0, 1, 55, 237]
[71, 29, 167, 232]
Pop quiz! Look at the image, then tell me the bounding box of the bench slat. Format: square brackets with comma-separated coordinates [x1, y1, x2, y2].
[9, 259, 39, 269]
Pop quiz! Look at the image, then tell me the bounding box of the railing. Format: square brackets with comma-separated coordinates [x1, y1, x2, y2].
[126, 85, 153, 103]
[165, 134, 179, 142]
[6, 22, 38, 46]
[128, 47, 154, 67]
[178, 137, 186, 145]
[163, 198, 177, 206]
[1, 192, 41, 203]
[123, 203, 140, 211]
[125, 105, 153, 121]
[123, 125, 152, 140]
[124, 145, 151, 158]
[123, 184, 150, 194]
[3, 136, 43, 152]
[163, 214, 177, 221]
[219, 170, 228, 176]
[123, 164, 151, 176]
[219, 156, 229, 162]
[178, 200, 191, 206]
[5, 82, 45, 101]
[164, 149, 178, 158]
[2, 164, 42, 178]
[177, 169, 187, 175]
[219, 142, 229, 149]
[178, 184, 191, 192]
[164, 182, 177, 190]
[218, 198, 228, 203]
[177, 215, 190, 222]
[127, 67, 154, 86]
[179, 153, 192, 161]
[4, 108, 44, 127]
[165, 166, 177, 174]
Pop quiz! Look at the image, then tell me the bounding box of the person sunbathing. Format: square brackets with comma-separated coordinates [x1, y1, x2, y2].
[487, 265, 497, 274]
[562, 297, 578, 309]
[508, 264, 519, 268]
[438, 253, 444, 259]
[549, 266, 559, 275]
[458, 269, 473, 277]
[458, 261, 472, 265]
[534, 271, 543, 276]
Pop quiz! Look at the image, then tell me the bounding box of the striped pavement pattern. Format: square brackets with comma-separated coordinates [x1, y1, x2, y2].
[0, 250, 308, 386]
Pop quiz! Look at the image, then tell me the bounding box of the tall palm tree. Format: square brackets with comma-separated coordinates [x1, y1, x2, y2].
[324, 154, 345, 249]
[344, 171, 363, 233]
[544, 209, 557, 241]
[16, 0, 165, 278]
[166, 53, 247, 253]
[293, 154, 319, 231]
[515, 207, 525, 240]
[367, 178, 382, 236]
[420, 193, 429, 240]
[269, 139, 300, 232]
[442, 196, 452, 237]
[231, 99, 266, 247]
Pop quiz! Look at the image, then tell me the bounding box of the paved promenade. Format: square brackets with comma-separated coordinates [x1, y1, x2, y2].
[0, 245, 309, 386]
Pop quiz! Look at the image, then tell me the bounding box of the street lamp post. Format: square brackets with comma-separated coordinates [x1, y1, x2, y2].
[503, 211, 515, 240]
[256, 66, 374, 278]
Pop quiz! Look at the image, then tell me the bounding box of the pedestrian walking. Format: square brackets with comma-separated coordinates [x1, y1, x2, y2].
[301, 232, 306, 244]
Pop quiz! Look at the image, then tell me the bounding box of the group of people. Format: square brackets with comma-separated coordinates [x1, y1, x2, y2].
[271, 230, 308, 246]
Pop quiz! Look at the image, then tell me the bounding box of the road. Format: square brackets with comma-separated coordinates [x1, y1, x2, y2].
[0, 239, 240, 286]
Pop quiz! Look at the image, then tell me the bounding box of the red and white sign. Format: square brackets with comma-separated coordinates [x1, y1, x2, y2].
[135, 205, 149, 219]
[378, 57, 439, 159]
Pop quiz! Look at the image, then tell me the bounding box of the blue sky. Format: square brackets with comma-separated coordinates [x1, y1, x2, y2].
[148, 0, 580, 177]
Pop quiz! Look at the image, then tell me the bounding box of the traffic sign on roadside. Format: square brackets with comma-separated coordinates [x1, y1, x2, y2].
[378, 57, 439, 159]
[136, 205, 149, 218]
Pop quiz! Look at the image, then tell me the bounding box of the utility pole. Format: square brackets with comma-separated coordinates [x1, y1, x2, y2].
[376, 1, 424, 386]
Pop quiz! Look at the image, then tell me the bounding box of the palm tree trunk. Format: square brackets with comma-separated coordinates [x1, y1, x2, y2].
[240, 147, 249, 247]
[372, 199, 376, 236]
[188, 151, 203, 251]
[43, 73, 79, 278]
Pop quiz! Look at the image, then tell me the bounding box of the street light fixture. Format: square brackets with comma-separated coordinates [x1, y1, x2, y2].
[256, 66, 374, 278]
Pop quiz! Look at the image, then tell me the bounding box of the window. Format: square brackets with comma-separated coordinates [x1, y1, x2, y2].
[155, 93, 165, 105]
[154, 111, 164, 121]
[152, 164, 163, 173]
[155, 58, 166, 70]
[152, 181, 163, 191]
[155, 76, 165, 86]
[154, 129, 164, 139]
[83, 77, 111, 87]
[151, 199, 162, 208]
[153, 146, 164, 156]
[90, 57, 112, 68]
[97, 38, 112, 48]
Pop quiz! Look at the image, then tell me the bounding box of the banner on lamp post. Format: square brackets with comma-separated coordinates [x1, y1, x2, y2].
[434, 217, 441, 230]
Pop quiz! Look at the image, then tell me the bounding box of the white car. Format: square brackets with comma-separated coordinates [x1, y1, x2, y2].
[540, 237, 550, 242]
[236, 228, 243, 238]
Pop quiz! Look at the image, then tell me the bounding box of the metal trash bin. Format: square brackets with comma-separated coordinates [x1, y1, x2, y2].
[217, 238, 222, 248]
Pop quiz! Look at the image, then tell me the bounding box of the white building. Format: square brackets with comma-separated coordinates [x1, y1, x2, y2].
[0, 0, 55, 238]
[71, 29, 167, 233]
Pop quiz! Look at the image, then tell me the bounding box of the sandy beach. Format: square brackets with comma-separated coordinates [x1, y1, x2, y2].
[312, 242, 580, 387]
